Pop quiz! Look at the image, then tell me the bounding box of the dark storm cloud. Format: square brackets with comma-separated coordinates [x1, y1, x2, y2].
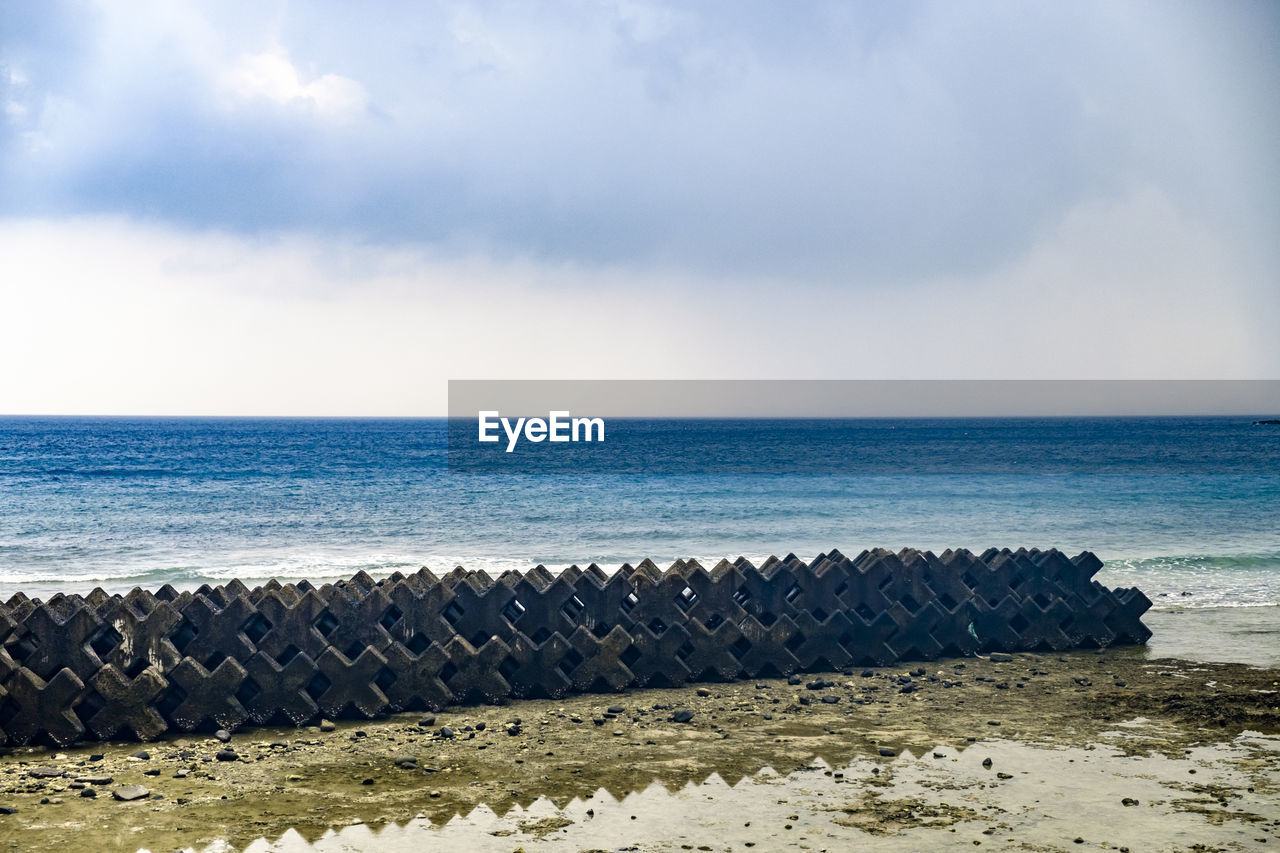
[1, 0, 1276, 283]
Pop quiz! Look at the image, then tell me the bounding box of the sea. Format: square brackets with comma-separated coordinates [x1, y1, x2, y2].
[1, 416, 1277, 665]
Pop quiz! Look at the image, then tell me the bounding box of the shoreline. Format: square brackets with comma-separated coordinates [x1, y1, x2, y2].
[1, 649, 1277, 852]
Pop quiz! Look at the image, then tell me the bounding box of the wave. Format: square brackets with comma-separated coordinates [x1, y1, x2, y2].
[2, 548, 1277, 606]
[1099, 551, 1280, 609]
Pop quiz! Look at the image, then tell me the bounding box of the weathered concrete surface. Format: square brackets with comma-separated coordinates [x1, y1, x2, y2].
[0, 548, 1151, 746]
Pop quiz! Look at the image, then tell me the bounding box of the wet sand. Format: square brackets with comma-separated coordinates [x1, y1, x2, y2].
[1, 649, 1277, 852]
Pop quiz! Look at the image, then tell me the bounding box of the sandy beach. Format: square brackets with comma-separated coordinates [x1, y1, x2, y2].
[1, 648, 1276, 852]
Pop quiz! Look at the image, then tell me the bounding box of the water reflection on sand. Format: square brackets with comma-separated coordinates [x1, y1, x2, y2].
[170, 731, 1280, 853]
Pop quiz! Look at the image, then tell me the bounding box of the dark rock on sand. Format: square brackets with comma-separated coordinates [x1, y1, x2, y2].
[671, 709, 695, 723]
[990, 652, 1014, 663]
[215, 749, 237, 762]
[214, 729, 232, 743]
[129, 750, 150, 760]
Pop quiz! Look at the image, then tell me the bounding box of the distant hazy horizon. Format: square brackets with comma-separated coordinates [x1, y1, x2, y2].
[5, 378, 1280, 419]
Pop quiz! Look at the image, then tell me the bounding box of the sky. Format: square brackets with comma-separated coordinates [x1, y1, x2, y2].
[1, 0, 1277, 415]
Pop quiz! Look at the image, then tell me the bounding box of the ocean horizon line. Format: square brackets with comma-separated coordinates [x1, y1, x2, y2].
[3, 412, 1279, 420]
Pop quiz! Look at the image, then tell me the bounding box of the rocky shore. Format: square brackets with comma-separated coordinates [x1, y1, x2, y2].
[0, 649, 1277, 852]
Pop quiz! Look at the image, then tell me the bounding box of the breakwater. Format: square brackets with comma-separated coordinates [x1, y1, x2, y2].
[0, 547, 1151, 746]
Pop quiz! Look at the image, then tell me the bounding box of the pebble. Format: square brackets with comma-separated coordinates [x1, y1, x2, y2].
[671, 709, 695, 723]
[696, 687, 711, 697]
[439, 726, 456, 739]
[990, 652, 1014, 663]
[878, 748, 896, 757]
[129, 750, 150, 761]
[215, 749, 238, 762]
[319, 720, 337, 732]
[112, 785, 150, 802]
[80, 789, 96, 798]
[418, 715, 436, 727]
[214, 729, 232, 743]
[607, 705, 625, 714]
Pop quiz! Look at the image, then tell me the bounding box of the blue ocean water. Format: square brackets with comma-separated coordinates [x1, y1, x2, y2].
[0, 417, 1277, 627]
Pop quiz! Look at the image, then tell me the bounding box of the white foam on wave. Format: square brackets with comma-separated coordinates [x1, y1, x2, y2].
[1099, 552, 1280, 609]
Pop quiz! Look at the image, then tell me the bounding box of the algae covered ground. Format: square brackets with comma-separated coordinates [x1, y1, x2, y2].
[1, 649, 1277, 852]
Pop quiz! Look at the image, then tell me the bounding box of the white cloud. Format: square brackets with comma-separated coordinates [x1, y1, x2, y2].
[220, 49, 367, 118]
[0, 191, 1272, 415]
